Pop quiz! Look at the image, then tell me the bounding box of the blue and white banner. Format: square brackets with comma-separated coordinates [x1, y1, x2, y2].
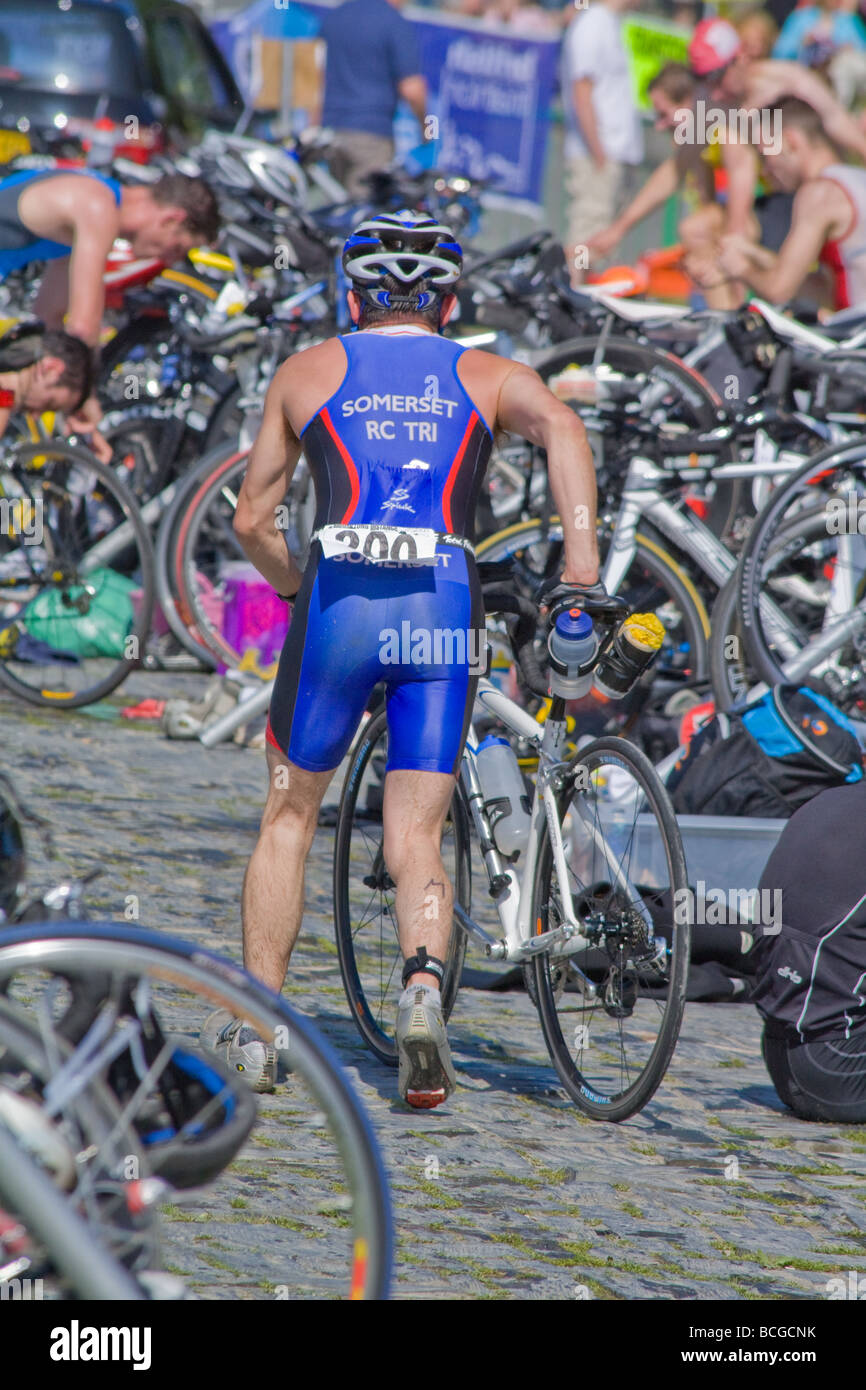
[210, 2, 558, 203]
[412, 18, 558, 203]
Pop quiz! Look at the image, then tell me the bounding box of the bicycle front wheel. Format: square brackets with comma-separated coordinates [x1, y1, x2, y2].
[0, 923, 393, 1300]
[531, 736, 689, 1121]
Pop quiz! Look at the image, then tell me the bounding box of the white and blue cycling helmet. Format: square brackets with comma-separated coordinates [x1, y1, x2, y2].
[342, 209, 463, 309]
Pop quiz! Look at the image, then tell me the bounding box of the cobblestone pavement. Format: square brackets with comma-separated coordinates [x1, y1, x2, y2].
[4, 672, 866, 1301]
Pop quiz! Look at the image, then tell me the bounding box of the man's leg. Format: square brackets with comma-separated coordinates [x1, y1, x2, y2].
[242, 743, 336, 993]
[330, 130, 395, 201]
[565, 155, 624, 286]
[382, 768, 456, 981]
[383, 768, 460, 1107]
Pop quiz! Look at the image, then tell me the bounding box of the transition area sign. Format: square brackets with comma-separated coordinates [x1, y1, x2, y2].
[622, 16, 690, 112]
[412, 17, 559, 203]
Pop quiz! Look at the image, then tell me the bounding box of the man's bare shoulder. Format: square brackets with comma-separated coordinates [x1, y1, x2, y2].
[799, 176, 849, 234]
[272, 336, 348, 434]
[276, 334, 345, 372]
[457, 345, 527, 384]
[19, 173, 120, 237]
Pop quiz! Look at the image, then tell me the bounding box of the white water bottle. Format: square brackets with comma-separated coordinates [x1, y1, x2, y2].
[475, 736, 531, 857]
[547, 608, 597, 699]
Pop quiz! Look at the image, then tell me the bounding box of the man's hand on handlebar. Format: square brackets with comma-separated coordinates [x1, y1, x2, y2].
[538, 577, 628, 625]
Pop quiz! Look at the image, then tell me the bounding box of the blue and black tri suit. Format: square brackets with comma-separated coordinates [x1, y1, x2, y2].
[0, 169, 122, 280]
[267, 328, 493, 774]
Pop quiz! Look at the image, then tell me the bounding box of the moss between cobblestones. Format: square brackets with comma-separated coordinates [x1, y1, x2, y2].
[710, 1240, 839, 1272]
[412, 1178, 461, 1208]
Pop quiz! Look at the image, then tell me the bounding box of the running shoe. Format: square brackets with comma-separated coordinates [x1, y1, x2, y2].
[396, 985, 457, 1109]
[200, 1009, 277, 1094]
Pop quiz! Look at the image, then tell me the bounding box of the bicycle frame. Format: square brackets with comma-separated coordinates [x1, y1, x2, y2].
[454, 680, 653, 994]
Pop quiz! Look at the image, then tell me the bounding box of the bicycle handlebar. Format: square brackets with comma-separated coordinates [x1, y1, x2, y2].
[480, 578, 629, 700]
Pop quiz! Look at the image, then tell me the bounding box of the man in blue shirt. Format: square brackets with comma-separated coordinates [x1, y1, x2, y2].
[319, 0, 428, 198]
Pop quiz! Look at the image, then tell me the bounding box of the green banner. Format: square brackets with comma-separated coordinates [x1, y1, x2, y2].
[622, 16, 690, 112]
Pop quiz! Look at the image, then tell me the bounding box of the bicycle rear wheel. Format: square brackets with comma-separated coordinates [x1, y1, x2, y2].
[333, 707, 470, 1066]
[172, 447, 313, 668]
[0, 923, 393, 1300]
[531, 736, 690, 1121]
[0, 444, 154, 708]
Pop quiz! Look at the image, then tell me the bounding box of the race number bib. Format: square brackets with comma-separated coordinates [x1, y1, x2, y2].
[317, 524, 440, 564]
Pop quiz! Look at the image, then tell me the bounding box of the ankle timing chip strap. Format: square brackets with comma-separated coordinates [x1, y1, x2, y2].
[401, 947, 446, 988]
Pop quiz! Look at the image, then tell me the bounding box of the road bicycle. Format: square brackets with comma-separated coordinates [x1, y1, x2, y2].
[333, 587, 690, 1122]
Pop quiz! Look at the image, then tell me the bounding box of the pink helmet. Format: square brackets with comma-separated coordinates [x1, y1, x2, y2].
[689, 17, 742, 76]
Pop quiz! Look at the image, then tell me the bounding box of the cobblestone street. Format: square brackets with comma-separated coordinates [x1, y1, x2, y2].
[5, 671, 866, 1301]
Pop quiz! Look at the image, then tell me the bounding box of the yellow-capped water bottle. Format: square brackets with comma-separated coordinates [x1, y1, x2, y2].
[593, 613, 665, 701]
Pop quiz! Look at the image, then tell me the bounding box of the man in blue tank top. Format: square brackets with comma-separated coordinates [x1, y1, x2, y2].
[0, 170, 219, 346]
[203, 211, 603, 1106]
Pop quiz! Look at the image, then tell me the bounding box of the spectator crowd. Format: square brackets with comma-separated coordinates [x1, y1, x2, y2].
[319, 0, 866, 313]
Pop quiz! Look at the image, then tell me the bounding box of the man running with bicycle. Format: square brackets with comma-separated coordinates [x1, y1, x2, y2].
[205, 212, 601, 1106]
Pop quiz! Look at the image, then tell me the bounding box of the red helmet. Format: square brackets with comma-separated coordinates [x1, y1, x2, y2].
[689, 17, 742, 76]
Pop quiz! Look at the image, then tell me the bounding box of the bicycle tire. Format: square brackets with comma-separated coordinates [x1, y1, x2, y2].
[476, 517, 711, 681]
[0, 922, 393, 1300]
[0, 1123, 146, 1301]
[153, 444, 241, 668]
[0, 996, 160, 1281]
[174, 447, 313, 669]
[531, 735, 690, 1121]
[532, 336, 741, 541]
[333, 707, 470, 1067]
[0, 443, 155, 708]
[736, 438, 866, 693]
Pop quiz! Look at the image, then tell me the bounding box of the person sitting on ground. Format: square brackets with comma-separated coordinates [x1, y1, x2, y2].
[0, 329, 92, 440]
[718, 96, 866, 310]
[752, 779, 866, 1123]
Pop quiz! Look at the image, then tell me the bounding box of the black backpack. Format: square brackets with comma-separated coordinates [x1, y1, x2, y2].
[668, 684, 863, 819]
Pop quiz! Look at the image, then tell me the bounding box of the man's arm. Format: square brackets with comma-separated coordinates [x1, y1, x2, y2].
[495, 365, 599, 584]
[722, 138, 760, 238]
[33, 259, 71, 332]
[398, 74, 428, 127]
[26, 179, 118, 345]
[573, 78, 606, 168]
[62, 220, 116, 346]
[234, 368, 305, 596]
[718, 182, 834, 302]
[589, 157, 679, 256]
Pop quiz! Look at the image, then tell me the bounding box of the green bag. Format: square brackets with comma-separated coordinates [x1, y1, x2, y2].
[22, 568, 136, 659]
